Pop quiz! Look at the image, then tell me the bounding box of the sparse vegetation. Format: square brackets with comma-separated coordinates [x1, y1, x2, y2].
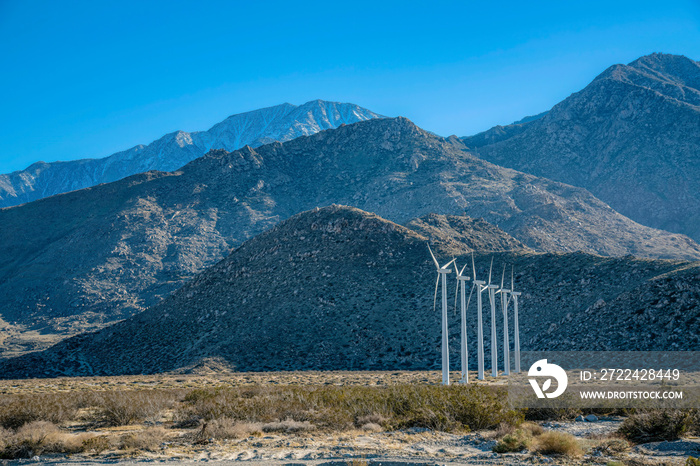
[0, 421, 91, 459]
[0, 375, 694, 462]
[532, 431, 583, 457]
[96, 390, 177, 426]
[201, 418, 263, 439]
[492, 421, 545, 453]
[493, 429, 533, 453]
[118, 426, 168, 452]
[594, 437, 631, 455]
[618, 409, 693, 443]
[0, 393, 81, 429]
[175, 384, 521, 432]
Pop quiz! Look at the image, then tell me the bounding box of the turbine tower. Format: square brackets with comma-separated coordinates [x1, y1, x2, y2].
[453, 261, 472, 384]
[511, 267, 522, 373]
[496, 265, 511, 376]
[486, 258, 499, 377]
[428, 244, 455, 386]
[472, 253, 486, 380]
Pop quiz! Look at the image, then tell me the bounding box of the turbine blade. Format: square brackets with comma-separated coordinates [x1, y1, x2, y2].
[442, 258, 456, 270]
[433, 274, 440, 313]
[428, 244, 440, 269]
[453, 260, 460, 276]
[471, 252, 477, 281]
[466, 282, 475, 312]
[454, 278, 459, 316]
[501, 264, 505, 289]
[460, 264, 468, 276]
[488, 257, 493, 285]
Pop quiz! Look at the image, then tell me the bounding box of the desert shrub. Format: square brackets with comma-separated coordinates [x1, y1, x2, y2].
[360, 422, 382, 432]
[493, 429, 532, 453]
[0, 421, 90, 459]
[383, 385, 521, 431]
[262, 419, 316, 433]
[492, 421, 544, 453]
[355, 413, 387, 428]
[686, 457, 700, 466]
[533, 431, 582, 457]
[183, 388, 218, 404]
[690, 409, 700, 435]
[203, 418, 263, 439]
[521, 421, 544, 437]
[118, 426, 167, 452]
[524, 405, 581, 421]
[95, 390, 176, 426]
[177, 384, 520, 433]
[618, 410, 692, 443]
[0, 393, 80, 429]
[593, 437, 630, 455]
[82, 435, 112, 454]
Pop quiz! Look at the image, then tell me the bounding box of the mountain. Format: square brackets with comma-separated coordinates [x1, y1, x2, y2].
[0, 205, 696, 378]
[462, 53, 700, 241]
[0, 100, 382, 208]
[1, 117, 699, 359]
[404, 213, 528, 255]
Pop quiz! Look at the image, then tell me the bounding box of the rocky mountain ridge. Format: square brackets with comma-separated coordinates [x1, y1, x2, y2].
[462, 53, 700, 241]
[0, 205, 695, 378]
[1, 117, 698, 359]
[0, 100, 382, 208]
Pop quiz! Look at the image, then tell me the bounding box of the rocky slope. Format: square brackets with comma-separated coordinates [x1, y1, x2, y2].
[463, 53, 700, 241]
[0, 206, 696, 378]
[404, 213, 529, 255]
[0, 100, 382, 207]
[1, 117, 698, 359]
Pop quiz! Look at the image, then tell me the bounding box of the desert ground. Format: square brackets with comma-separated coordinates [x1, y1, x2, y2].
[0, 371, 698, 465]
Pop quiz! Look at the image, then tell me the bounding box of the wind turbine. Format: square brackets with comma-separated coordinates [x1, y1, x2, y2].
[486, 258, 499, 377]
[453, 261, 472, 384]
[496, 265, 511, 376]
[510, 266, 522, 373]
[472, 253, 486, 380]
[428, 244, 455, 386]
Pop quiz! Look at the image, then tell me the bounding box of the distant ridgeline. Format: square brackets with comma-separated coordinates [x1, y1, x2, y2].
[0, 100, 383, 208]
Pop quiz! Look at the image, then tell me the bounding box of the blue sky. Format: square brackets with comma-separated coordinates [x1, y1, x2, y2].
[1, 0, 699, 174]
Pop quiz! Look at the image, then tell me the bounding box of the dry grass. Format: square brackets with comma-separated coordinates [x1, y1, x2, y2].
[532, 431, 583, 457]
[0, 421, 95, 459]
[491, 421, 545, 453]
[0, 393, 81, 429]
[492, 429, 533, 453]
[95, 390, 177, 426]
[0, 378, 524, 459]
[593, 437, 631, 455]
[202, 418, 263, 439]
[0, 373, 692, 462]
[262, 418, 316, 433]
[118, 426, 168, 452]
